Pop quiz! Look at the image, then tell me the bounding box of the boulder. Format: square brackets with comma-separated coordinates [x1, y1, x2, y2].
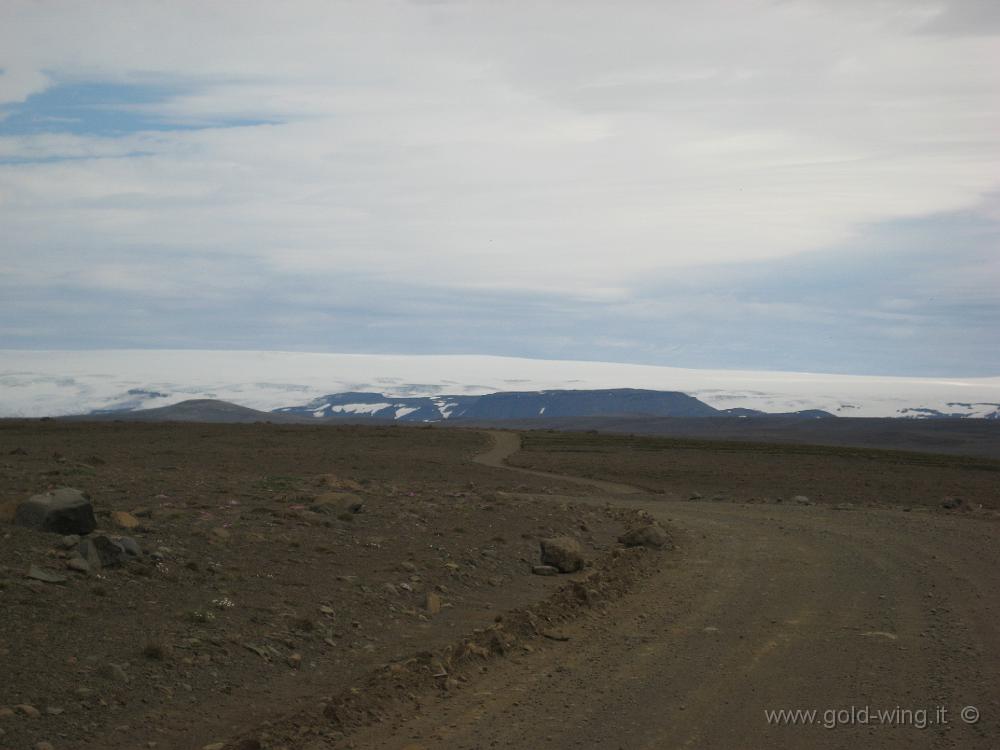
[539, 536, 585, 573]
[14, 488, 96, 535]
[619, 524, 672, 549]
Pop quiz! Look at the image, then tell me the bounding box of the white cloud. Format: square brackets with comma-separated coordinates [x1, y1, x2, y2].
[0, 1, 998, 368]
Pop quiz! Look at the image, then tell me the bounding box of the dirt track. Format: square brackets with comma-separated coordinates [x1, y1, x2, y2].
[355, 431, 1000, 749]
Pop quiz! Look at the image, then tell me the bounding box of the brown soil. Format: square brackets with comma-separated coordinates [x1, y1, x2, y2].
[353, 431, 1000, 750]
[0, 422, 636, 750]
[4, 423, 999, 750]
[507, 430, 1000, 510]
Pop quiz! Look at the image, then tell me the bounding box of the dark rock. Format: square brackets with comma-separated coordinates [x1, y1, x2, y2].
[619, 524, 672, 549]
[539, 537, 585, 573]
[116, 536, 142, 558]
[66, 557, 91, 574]
[78, 535, 131, 569]
[26, 564, 67, 584]
[15, 488, 97, 535]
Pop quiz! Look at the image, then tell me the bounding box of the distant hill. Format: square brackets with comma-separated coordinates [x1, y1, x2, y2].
[83, 389, 839, 424]
[71, 399, 309, 424]
[275, 388, 729, 421]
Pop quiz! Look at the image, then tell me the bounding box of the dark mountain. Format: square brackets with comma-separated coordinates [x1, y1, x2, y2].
[454, 389, 718, 419]
[274, 388, 721, 422]
[74, 399, 310, 424]
[79, 390, 841, 424]
[273, 392, 478, 421]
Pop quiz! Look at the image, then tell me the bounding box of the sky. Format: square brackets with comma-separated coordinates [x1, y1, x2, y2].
[1, 0, 998, 377]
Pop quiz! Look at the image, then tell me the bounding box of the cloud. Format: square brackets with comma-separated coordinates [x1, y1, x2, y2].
[0, 0, 998, 374]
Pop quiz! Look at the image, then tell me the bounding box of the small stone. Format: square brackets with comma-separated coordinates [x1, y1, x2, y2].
[287, 653, 302, 669]
[110, 511, 140, 530]
[425, 592, 442, 615]
[26, 564, 67, 584]
[793, 495, 812, 506]
[115, 536, 142, 557]
[619, 524, 672, 549]
[35, 742, 55, 750]
[78, 535, 127, 569]
[60, 535, 81, 549]
[539, 537, 585, 573]
[209, 527, 231, 541]
[399, 561, 417, 573]
[66, 557, 91, 574]
[532, 565, 559, 576]
[202, 744, 226, 750]
[0, 707, 14, 718]
[15, 704, 41, 718]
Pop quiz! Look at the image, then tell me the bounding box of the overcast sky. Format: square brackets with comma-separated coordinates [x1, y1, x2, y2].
[1, 0, 998, 376]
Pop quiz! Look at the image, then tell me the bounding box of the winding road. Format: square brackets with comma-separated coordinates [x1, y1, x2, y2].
[353, 431, 999, 749]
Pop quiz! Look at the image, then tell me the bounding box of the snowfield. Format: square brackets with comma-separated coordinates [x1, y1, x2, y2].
[0, 349, 998, 419]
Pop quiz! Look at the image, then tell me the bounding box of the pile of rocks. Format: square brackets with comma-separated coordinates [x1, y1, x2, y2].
[532, 521, 672, 576]
[11, 487, 144, 579]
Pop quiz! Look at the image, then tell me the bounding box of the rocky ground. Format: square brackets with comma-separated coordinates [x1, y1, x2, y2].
[507, 430, 1000, 512]
[3, 421, 997, 750]
[0, 422, 657, 750]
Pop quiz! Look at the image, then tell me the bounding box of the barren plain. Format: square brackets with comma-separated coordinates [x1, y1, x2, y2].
[1, 421, 998, 749]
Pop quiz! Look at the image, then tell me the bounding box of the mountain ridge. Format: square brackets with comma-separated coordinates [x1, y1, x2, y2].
[272, 388, 830, 422]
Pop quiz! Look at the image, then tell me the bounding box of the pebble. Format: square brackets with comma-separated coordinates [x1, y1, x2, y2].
[425, 592, 442, 615]
[16, 704, 41, 718]
[66, 557, 90, 574]
[111, 511, 141, 530]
